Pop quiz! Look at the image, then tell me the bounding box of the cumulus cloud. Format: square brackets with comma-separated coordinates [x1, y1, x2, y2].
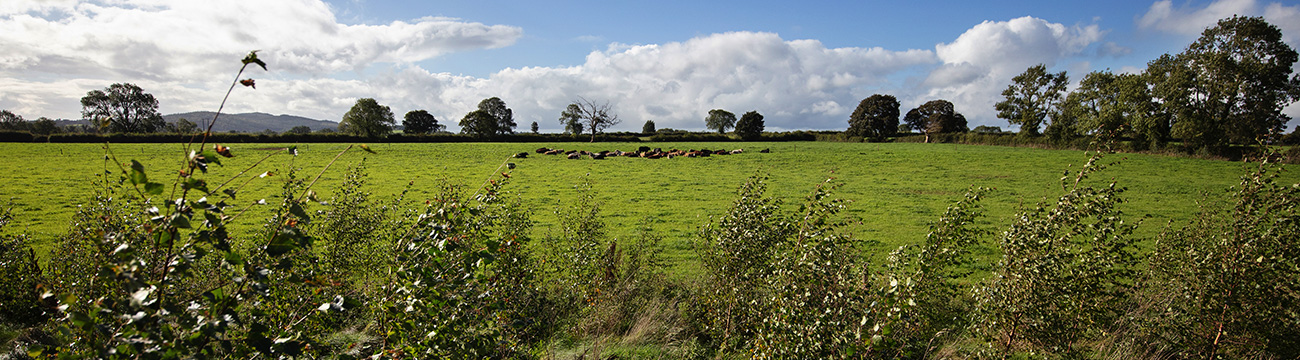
[1, 1, 1114, 133]
[0, 0, 521, 118]
[344, 32, 936, 132]
[923, 17, 1103, 126]
[1138, 0, 1257, 35]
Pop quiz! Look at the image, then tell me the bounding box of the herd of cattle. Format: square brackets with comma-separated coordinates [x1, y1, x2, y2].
[515, 146, 770, 160]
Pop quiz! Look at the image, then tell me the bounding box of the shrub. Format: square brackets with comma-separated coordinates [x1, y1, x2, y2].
[973, 151, 1140, 357]
[1138, 154, 1300, 358]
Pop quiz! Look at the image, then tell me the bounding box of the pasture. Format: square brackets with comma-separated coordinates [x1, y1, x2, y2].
[0, 141, 1287, 274]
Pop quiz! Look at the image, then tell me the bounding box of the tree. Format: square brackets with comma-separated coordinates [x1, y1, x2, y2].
[1153, 16, 1299, 151]
[904, 100, 967, 143]
[31, 117, 59, 135]
[80, 83, 165, 133]
[559, 97, 621, 142]
[0, 110, 26, 131]
[402, 110, 443, 134]
[847, 94, 900, 141]
[1063, 70, 1166, 148]
[339, 98, 395, 138]
[972, 125, 1004, 134]
[285, 125, 311, 135]
[705, 109, 736, 134]
[559, 104, 584, 136]
[173, 118, 199, 134]
[530, 121, 539, 134]
[642, 120, 656, 134]
[734, 111, 764, 140]
[996, 64, 1069, 136]
[460, 110, 499, 138]
[478, 97, 516, 135]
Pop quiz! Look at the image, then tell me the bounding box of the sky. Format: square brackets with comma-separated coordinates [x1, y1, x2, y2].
[1, 0, 1299, 133]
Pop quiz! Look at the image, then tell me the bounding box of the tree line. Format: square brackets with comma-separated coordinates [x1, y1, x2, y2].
[846, 16, 1300, 155]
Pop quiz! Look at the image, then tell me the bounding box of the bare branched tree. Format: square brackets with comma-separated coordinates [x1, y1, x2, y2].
[569, 96, 620, 142]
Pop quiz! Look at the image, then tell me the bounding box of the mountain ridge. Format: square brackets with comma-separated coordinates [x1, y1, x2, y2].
[162, 112, 338, 133]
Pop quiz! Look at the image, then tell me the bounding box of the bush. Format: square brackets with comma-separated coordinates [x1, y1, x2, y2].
[1138, 154, 1300, 358]
[973, 152, 1140, 357]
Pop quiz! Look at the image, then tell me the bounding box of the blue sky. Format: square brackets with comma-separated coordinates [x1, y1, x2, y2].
[1, 0, 1298, 132]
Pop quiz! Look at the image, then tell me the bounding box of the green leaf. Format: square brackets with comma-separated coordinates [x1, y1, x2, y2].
[144, 182, 165, 195]
[223, 252, 244, 266]
[170, 214, 192, 229]
[184, 178, 210, 194]
[242, 51, 268, 71]
[266, 230, 300, 256]
[289, 203, 310, 222]
[128, 160, 148, 184]
[201, 150, 223, 167]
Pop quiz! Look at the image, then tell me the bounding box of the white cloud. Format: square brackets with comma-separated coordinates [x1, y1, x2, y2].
[0, 0, 521, 118]
[1138, 0, 1258, 35]
[923, 16, 1103, 127]
[363, 32, 936, 132]
[0, 2, 1111, 134]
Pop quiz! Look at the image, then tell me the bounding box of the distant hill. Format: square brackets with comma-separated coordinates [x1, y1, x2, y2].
[162, 112, 338, 133]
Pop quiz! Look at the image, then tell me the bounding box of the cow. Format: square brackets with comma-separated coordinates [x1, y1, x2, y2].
[513, 152, 529, 158]
[759, 148, 771, 153]
[567, 152, 581, 159]
[730, 149, 743, 155]
[535, 147, 551, 153]
[545, 149, 564, 155]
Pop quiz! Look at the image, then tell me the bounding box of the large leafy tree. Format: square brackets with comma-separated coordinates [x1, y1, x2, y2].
[80, 83, 166, 133]
[402, 110, 443, 134]
[1153, 16, 1299, 151]
[339, 98, 395, 138]
[642, 120, 656, 134]
[559, 103, 584, 135]
[996, 64, 1069, 136]
[460, 97, 516, 138]
[734, 111, 764, 140]
[1064, 71, 1166, 148]
[904, 100, 967, 143]
[847, 94, 900, 141]
[478, 97, 516, 135]
[563, 97, 621, 142]
[0, 110, 27, 131]
[705, 109, 736, 134]
[460, 110, 499, 138]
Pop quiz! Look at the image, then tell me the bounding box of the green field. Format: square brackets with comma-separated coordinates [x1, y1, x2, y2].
[1, 141, 1289, 273]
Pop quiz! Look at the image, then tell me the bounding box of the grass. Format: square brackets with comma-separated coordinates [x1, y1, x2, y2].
[1, 141, 1290, 276]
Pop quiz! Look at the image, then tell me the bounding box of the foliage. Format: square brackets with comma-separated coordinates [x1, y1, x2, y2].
[339, 98, 395, 138]
[847, 94, 900, 141]
[401, 109, 443, 135]
[172, 118, 199, 134]
[996, 64, 1069, 136]
[462, 98, 516, 138]
[877, 188, 989, 357]
[904, 99, 968, 143]
[284, 125, 311, 135]
[480, 97, 517, 135]
[1154, 16, 1299, 152]
[0, 110, 28, 132]
[530, 121, 539, 134]
[1064, 70, 1167, 149]
[560, 103, 584, 136]
[974, 151, 1140, 357]
[691, 175, 791, 352]
[80, 83, 167, 133]
[1138, 153, 1300, 358]
[0, 205, 45, 327]
[642, 120, 655, 134]
[734, 111, 765, 140]
[705, 109, 736, 134]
